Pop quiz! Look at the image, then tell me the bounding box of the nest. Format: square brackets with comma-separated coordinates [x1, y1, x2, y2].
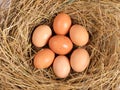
[0, 0, 120, 90]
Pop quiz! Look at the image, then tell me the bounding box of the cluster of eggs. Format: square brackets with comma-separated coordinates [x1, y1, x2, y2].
[32, 13, 90, 78]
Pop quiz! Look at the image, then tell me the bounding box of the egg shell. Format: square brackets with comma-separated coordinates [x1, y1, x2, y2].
[34, 48, 55, 69]
[49, 35, 73, 55]
[53, 56, 70, 78]
[53, 13, 71, 35]
[32, 25, 52, 47]
[70, 48, 90, 72]
[69, 24, 89, 46]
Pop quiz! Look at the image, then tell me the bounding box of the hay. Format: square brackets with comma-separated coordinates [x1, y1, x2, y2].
[0, 0, 120, 90]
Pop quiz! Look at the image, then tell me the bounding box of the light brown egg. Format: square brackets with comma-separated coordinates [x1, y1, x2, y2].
[70, 48, 90, 72]
[32, 25, 52, 47]
[53, 56, 70, 78]
[69, 24, 89, 46]
[34, 48, 55, 69]
[49, 35, 73, 55]
[53, 13, 71, 35]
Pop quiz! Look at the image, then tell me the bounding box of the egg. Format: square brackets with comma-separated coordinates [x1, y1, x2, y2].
[70, 48, 90, 72]
[49, 35, 73, 55]
[53, 13, 71, 35]
[34, 48, 55, 69]
[32, 25, 52, 47]
[53, 56, 70, 78]
[69, 24, 89, 46]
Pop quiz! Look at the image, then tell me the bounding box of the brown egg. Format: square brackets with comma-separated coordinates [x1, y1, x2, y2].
[69, 24, 89, 46]
[34, 48, 55, 69]
[53, 56, 70, 78]
[70, 48, 90, 72]
[32, 25, 52, 47]
[49, 35, 73, 55]
[53, 13, 71, 35]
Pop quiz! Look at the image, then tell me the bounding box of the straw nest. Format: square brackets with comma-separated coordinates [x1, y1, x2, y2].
[0, 0, 120, 90]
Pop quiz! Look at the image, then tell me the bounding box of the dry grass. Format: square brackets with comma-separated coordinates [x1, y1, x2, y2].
[0, 0, 120, 90]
